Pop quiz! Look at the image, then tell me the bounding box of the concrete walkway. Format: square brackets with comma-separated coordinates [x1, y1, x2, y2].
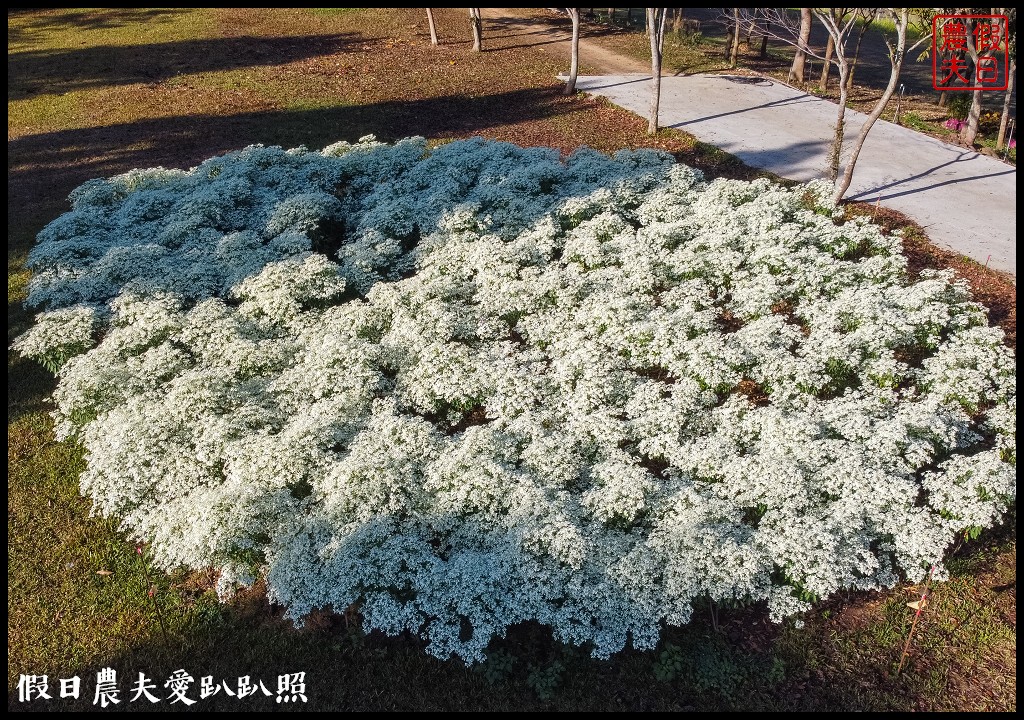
[577, 74, 1017, 276]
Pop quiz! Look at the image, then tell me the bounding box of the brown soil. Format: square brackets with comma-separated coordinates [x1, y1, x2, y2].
[482, 8, 648, 75]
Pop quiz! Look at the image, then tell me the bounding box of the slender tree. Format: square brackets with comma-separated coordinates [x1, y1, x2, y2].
[729, 8, 742, 68]
[754, 8, 933, 202]
[470, 8, 483, 51]
[846, 8, 877, 89]
[564, 8, 582, 95]
[812, 9, 857, 183]
[647, 8, 668, 134]
[819, 34, 836, 90]
[996, 56, 1015, 149]
[834, 9, 934, 202]
[959, 16, 986, 146]
[962, 9, 1014, 148]
[995, 8, 1011, 150]
[788, 8, 812, 83]
[425, 8, 438, 46]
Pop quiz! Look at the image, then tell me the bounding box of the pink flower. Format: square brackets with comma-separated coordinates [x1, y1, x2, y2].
[943, 118, 965, 131]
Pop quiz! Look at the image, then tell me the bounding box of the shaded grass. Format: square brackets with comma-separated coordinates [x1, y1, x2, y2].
[7, 7, 1015, 712]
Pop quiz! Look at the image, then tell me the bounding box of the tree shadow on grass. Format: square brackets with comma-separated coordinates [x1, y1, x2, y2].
[7, 87, 577, 254]
[9, 8, 190, 32]
[9, 33, 365, 97]
[7, 8, 190, 46]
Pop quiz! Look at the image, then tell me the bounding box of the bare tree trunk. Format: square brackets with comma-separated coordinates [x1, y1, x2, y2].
[729, 8, 741, 68]
[961, 89, 984, 146]
[997, 57, 1016, 150]
[470, 8, 483, 52]
[809, 9, 850, 183]
[608, 8, 614, 23]
[826, 36, 850, 184]
[819, 35, 834, 91]
[672, 8, 682, 34]
[960, 19, 983, 146]
[935, 45, 952, 106]
[760, 21, 769, 58]
[829, 72, 850, 182]
[564, 8, 581, 95]
[647, 8, 667, 134]
[789, 8, 812, 83]
[834, 9, 919, 203]
[425, 8, 438, 46]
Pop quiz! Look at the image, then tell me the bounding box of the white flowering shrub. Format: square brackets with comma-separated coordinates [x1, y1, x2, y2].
[14, 137, 1016, 663]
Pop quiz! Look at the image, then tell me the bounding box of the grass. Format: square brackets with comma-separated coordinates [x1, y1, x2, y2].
[7, 7, 1016, 712]
[897, 110, 933, 133]
[863, 10, 930, 41]
[590, 22, 733, 76]
[7, 8, 214, 54]
[820, 530, 1017, 711]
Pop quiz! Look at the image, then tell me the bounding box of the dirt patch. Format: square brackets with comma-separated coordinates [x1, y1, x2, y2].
[482, 8, 648, 75]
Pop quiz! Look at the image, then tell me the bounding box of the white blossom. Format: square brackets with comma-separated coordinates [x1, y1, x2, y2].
[13, 137, 1016, 663]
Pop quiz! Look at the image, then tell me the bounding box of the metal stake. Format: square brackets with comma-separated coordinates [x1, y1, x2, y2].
[893, 83, 906, 124]
[896, 565, 936, 675]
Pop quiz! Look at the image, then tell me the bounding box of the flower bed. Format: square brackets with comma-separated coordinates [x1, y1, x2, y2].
[14, 136, 1016, 662]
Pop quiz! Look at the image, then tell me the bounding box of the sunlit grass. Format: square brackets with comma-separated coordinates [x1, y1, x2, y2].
[7, 92, 85, 135]
[7, 8, 215, 54]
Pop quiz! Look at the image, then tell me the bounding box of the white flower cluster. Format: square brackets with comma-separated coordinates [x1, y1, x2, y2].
[12, 304, 101, 373]
[15, 138, 1016, 663]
